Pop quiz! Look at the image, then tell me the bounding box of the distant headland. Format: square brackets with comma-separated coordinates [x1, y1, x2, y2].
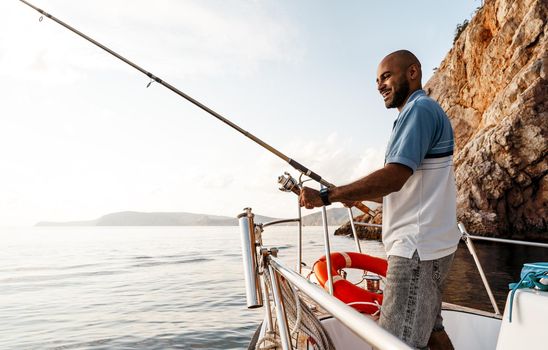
[35, 208, 363, 227]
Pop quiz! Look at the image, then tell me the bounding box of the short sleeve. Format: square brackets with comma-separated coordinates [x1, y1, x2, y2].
[385, 103, 436, 172]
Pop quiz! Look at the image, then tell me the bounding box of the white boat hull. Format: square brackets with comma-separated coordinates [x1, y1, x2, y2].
[496, 289, 548, 350]
[442, 306, 501, 350]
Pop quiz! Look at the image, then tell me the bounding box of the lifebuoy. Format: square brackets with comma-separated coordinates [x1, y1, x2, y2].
[313, 252, 388, 314]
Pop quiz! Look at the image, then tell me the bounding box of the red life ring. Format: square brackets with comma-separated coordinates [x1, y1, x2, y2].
[313, 252, 388, 314]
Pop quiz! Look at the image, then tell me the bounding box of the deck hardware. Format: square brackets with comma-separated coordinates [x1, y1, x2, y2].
[238, 208, 263, 309]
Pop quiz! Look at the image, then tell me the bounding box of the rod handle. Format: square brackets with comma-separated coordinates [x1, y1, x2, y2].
[288, 158, 322, 184]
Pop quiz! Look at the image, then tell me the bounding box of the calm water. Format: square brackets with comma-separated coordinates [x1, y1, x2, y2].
[0, 226, 545, 349]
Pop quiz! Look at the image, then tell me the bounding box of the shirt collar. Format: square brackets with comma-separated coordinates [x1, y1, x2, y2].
[392, 89, 426, 128]
[404, 89, 425, 107]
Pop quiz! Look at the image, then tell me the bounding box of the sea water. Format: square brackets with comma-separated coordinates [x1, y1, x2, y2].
[0, 226, 369, 349]
[0, 226, 544, 349]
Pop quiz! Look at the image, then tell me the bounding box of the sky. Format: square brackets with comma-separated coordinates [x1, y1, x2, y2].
[0, 0, 481, 226]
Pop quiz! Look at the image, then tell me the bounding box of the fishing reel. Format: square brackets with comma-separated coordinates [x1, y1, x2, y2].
[278, 172, 375, 216]
[277, 172, 300, 195]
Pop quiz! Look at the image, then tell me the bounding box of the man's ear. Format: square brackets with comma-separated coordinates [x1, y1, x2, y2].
[407, 64, 419, 80]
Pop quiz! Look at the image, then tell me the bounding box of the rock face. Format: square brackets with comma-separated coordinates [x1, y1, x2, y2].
[338, 0, 547, 240]
[334, 208, 383, 240]
[425, 0, 547, 240]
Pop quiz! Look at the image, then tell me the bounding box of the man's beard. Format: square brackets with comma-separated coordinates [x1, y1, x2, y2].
[385, 79, 410, 109]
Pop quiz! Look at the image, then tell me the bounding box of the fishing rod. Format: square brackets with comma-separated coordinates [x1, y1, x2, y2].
[19, 0, 373, 215]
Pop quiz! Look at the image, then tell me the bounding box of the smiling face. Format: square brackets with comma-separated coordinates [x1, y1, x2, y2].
[377, 60, 410, 109]
[376, 51, 422, 111]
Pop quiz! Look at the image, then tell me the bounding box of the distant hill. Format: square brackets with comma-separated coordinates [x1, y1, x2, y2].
[36, 211, 277, 227]
[35, 207, 367, 227]
[300, 207, 362, 226]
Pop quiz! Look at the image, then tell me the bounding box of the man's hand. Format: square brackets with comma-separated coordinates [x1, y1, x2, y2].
[299, 187, 324, 209]
[298, 162, 412, 211]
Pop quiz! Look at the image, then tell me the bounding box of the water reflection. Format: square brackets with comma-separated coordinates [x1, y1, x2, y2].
[443, 241, 547, 312]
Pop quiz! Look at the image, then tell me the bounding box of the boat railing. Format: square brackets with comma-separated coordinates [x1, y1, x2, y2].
[458, 223, 502, 316]
[240, 207, 413, 350]
[353, 220, 548, 318]
[261, 218, 301, 228]
[268, 254, 413, 350]
[464, 234, 548, 248]
[240, 176, 548, 349]
[457, 223, 548, 316]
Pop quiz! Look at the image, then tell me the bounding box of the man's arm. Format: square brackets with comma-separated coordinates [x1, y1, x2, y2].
[366, 197, 383, 204]
[299, 163, 412, 209]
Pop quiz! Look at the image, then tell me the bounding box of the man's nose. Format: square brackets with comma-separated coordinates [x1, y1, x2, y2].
[377, 81, 384, 91]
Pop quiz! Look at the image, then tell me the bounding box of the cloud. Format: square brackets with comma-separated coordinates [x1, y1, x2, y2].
[239, 133, 385, 190]
[1, 0, 303, 86]
[199, 173, 235, 189]
[350, 147, 386, 180]
[197, 133, 384, 218]
[287, 133, 385, 185]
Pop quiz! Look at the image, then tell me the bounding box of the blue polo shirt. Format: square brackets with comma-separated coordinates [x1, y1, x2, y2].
[382, 89, 461, 260]
[385, 90, 455, 172]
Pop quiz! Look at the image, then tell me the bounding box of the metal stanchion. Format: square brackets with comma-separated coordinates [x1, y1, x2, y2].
[347, 207, 362, 253]
[321, 195, 334, 295]
[297, 202, 303, 274]
[268, 262, 293, 350]
[458, 223, 501, 316]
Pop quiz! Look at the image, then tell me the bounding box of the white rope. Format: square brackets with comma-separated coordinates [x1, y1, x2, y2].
[255, 268, 281, 350]
[288, 282, 302, 337]
[346, 300, 382, 317]
[255, 332, 281, 350]
[256, 262, 335, 350]
[280, 278, 335, 350]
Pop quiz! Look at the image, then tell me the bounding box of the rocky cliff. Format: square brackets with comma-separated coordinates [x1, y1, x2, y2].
[338, 0, 547, 241]
[426, 0, 546, 240]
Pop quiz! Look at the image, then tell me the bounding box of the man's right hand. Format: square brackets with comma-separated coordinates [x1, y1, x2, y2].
[299, 186, 324, 209]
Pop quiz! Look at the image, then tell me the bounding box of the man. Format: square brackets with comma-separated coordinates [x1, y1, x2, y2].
[299, 50, 460, 349]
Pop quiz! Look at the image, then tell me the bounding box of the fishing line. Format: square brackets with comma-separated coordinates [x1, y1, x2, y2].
[19, 0, 372, 214]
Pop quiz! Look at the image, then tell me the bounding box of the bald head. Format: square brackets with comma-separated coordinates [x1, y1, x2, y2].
[376, 50, 423, 110]
[382, 50, 422, 75]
